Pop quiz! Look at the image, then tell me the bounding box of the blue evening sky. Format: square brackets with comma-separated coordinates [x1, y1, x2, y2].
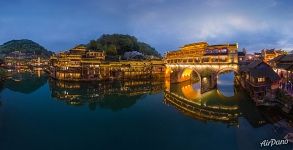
[0, 0, 293, 54]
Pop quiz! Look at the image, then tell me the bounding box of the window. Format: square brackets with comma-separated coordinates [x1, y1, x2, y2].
[258, 77, 265, 82]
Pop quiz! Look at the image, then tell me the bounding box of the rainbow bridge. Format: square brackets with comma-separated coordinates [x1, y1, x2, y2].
[165, 42, 239, 94]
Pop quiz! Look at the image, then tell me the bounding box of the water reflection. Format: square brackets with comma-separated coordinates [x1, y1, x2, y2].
[3, 71, 293, 129]
[164, 70, 293, 140]
[1, 71, 293, 150]
[165, 71, 244, 125]
[48, 79, 164, 111]
[217, 71, 237, 97]
[4, 70, 48, 94]
[2, 71, 245, 123]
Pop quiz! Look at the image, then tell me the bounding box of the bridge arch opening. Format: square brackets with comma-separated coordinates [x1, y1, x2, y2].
[179, 68, 201, 100]
[180, 68, 201, 83]
[216, 68, 239, 98]
[216, 67, 239, 78]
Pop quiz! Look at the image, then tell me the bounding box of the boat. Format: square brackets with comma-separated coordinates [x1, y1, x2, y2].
[13, 78, 22, 82]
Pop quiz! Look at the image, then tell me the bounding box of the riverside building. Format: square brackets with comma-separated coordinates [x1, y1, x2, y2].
[49, 45, 165, 81]
[165, 42, 238, 64]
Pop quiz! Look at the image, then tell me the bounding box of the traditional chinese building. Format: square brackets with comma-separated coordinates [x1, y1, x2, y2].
[269, 54, 293, 82]
[4, 56, 30, 70]
[49, 45, 105, 80]
[3, 50, 50, 71]
[238, 51, 246, 62]
[165, 42, 238, 64]
[49, 45, 165, 81]
[240, 60, 280, 104]
[261, 49, 287, 62]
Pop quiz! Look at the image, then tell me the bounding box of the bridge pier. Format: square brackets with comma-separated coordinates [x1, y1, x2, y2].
[200, 73, 217, 94]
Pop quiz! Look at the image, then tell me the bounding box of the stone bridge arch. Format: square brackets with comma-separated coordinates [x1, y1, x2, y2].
[166, 64, 239, 94]
[216, 66, 240, 98]
[166, 66, 213, 94]
[216, 66, 239, 77]
[177, 67, 201, 83]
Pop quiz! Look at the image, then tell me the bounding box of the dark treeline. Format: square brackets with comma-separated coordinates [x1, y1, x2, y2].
[0, 39, 53, 58]
[86, 34, 161, 58]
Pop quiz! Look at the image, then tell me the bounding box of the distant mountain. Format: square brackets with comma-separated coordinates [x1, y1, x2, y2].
[0, 39, 53, 58]
[87, 34, 161, 59]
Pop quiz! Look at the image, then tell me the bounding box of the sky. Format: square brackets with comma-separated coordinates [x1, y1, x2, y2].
[0, 0, 293, 54]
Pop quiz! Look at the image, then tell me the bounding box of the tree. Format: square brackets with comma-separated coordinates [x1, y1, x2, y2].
[106, 44, 117, 55]
[138, 42, 160, 57]
[86, 34, 161, 59]
[87, 40, 98, 50]
[0, 39, 53, 58]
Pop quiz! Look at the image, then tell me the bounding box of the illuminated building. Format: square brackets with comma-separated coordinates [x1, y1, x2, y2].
[49, 45, 165, 81]
[269, 54, 293, 82]
[261, 49, 287, 62]
[165, 42, 238, 64]
[164, 42, 239, 93]
[238, 51, 246, 62]
[49, 45, 105, 80]
[4, 52, 49, 71]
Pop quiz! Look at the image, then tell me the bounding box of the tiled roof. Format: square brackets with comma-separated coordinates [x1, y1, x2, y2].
[249, 68, 280, 82]
[265, 49, 276, 54]
[268, 55, 285, 63]
[240, 60, 281, 82]
[245, 60, 263, 69]
[276, 63, 293, 70]
[240, 60, 262, 72]
[280, 54, 293, 62]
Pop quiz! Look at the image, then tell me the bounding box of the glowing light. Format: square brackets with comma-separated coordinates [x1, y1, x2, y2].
[181, 68, 193, 77]
[181, 84, 201, 100]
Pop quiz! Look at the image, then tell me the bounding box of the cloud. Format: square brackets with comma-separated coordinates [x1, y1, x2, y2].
[195, 15, 269, 39]
[128, 0, 293, 52]
[0, 0, 293, 53]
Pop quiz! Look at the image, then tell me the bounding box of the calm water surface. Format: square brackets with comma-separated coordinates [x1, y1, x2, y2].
[0, 71, 292, 150]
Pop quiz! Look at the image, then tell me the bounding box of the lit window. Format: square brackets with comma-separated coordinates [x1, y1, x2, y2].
[258, 77, 265, 82]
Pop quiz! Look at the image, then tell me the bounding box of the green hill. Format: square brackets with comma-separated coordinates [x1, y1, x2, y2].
[87, 34, 161, 58]
[0, 39, 53, 58]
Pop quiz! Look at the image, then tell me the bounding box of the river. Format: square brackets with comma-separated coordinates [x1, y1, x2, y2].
[0, 71, 292, 150]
